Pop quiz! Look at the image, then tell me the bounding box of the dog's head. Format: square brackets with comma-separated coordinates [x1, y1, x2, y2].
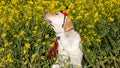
[44, 12, 74, 34]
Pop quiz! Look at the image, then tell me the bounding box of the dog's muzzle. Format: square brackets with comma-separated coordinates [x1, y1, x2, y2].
[44, 12, 53, 26]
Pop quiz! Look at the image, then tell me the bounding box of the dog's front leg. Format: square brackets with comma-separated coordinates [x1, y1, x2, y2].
[52, 64, 60, 68]
[70, 47, 83, 68]
[52, 58, 60, 68]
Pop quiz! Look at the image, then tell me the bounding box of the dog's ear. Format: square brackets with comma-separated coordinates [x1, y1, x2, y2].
[64, 17, 74, 32]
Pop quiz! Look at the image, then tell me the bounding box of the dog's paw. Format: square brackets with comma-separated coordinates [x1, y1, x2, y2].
[52, 64, 60, 68]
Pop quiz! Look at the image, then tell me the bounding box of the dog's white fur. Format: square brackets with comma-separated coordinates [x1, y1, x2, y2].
[44, 12, 83, 68]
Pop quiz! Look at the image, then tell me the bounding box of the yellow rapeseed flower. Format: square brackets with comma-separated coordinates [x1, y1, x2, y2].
[0, 48, 5, 52]
[4, 41, 9, 47]
[34, 43, 38, 47]
[94, 12, 99, 18]
[80, 40, 84, 44]
[9, 42, 13, 45]
[65, 62, 70, 67]
[19, 30, 25, 36]
[23, 49, 27, 54]
[87, 49, 91, 53]
[0, 18, 4, 25]
[34, 26, 38, 30]
[93, 33, 97, 36]
[7, 54, 11, 58]
[50, 42, 54, 47]
[8, 16, 13, 22]
[1, 57, 5, 62]
[80, 10, 84, 14]
[28, 1, 33, 5]
[22, 58, 25, 61]
[87, 25, 94, 28]
[25, 37, 30, 41]
[76, 16, 82, 20]
[25, 43, 31, 48]
[72, 10, 76, 14]
[3, 41, 13, 48]
[109, 17, 114, 22]
[79, 29, 82, 33]
[1, 33, 6, 39]
[94, 18, 99, 23]
[69, 3, 74, 9]
[31, 53, 37, 62]
[104, 56, 107, 59]
[23, 61, 27, 65]
[0, 62, 3, 68]
[96, 39, 101, 42]
[41, 56, 45, 60]
[7, 54, 13, 62]
[37, 39, 41, 42]
[14, 34, 19, 38]
[83, 29, 87, 32]
[32, 30, 37, 35]
[36, 6, 43, 11]
[50, 3, 55, 9]
[77, 66, 81, 68]
[62, 48, 65, 51]
[32, 53, 37, 59]
[0, 1, 5, 5]
[7, 58, 14, 63]
[11, 0, 18, 4]
[53, 57, 57, 61]
[42, 42, 46, 45]
[85, 13, 89, 18]
[3, 23, 10, 30]
[45, 34, 49, 39]
[25, 22, 29, 27]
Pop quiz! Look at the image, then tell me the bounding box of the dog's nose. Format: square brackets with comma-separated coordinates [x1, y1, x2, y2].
[45, 12, 48, 14]
[44, 12, 48, 16]
[44, 12, 53, 18]
[44, 12, 51, 16]
[44, 12, 48, 18]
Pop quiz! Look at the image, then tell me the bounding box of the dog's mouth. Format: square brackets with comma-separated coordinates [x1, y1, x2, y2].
[46, 20, 53, 25]
[44, 17, 52, 24]
[44, 13, 52, 23]
[44, 14, 54, 27]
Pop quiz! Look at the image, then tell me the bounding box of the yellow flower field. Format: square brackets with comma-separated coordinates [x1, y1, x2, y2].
[0, 0, 120, 68]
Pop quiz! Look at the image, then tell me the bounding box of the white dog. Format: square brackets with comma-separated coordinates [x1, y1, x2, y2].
[44, 12, 83, 68]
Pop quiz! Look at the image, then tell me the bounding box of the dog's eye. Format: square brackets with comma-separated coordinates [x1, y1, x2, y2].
[55, 13, 58, 15]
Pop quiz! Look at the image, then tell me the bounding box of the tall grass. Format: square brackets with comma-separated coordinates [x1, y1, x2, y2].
[0, 0, 120, 68]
